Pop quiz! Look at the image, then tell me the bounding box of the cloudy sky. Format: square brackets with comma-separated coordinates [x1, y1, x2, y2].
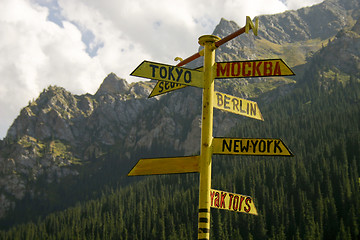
[0, 0, 324, 139]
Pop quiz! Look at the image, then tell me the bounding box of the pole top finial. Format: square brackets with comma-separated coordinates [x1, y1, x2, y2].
[198, 35, 221, 46]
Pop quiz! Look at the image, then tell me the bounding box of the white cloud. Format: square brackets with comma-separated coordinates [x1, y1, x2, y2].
[0, 0, 325, 138]
[0, 0, 106, 138]
[285, 0, 324, 9]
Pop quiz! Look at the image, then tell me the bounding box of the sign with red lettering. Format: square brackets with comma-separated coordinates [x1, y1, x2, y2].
[210, 189, 258, 215]
[213, 138, 294, 156]
[214, 91, 263, 121]
[215, 59, 294, 79]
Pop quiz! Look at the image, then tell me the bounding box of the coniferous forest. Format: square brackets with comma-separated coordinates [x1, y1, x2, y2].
[0, 67, 359, 239]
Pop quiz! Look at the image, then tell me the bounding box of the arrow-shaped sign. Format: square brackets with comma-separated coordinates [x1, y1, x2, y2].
[131, 61, 204, 88]
[214, 91, 263, 121]
[213, 138, 294, 156]
[128, 155, 200, 176]
[215, 59, 294, 79]
[210, 189, 258, 215]
[148, 81, 187, 98]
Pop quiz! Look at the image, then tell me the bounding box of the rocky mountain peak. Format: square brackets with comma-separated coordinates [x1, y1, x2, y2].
[213, 18, 240, 38]
[5, 85, 82, 141]
[95, 72, 130, 96]
[352, 18, 360, 34]
[256, 0, 357, 44]
[38, 86, 77, 111]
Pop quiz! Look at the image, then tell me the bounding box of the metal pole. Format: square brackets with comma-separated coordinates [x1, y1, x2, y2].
[197, 35, 220, 240]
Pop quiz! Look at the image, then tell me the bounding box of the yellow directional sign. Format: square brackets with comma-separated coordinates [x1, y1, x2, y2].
[215, 59, 294, 79]
[148, 66, 203, 98]
[213, 138, 294, 156]
[149, 81, 187, 98]
[131, 61, 204, 88]
[214, 91, 264, 121]
[128, 155, 199, 176]
[210, 189, 258, 215]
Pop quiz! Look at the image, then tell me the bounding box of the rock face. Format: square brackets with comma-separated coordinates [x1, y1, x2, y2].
[0, 135, 79, 217]
[95, 73, 130, 95]
[0, 72, 238, 218]
[297, 17, 360, 91]
[315, 19, 360, 75]
[6, 73, 154, 145]
[1, 0, 359, 220]
[0, 74, 156, 218]
[257, 0, 358, 44]
[212, 0, 359, 66]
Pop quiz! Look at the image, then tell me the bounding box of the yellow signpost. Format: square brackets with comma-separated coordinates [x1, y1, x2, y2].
[196, 34, 219, 239]
[128, 16, 294, 240]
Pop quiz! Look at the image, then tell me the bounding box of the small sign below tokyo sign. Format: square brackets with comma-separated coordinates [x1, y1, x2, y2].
[131, 61, 204, 88]
[215, 59, 294, 79]
[210, 189, 258, 215]
[148, 81, 187, 98]
[213, 138, 294, 156]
